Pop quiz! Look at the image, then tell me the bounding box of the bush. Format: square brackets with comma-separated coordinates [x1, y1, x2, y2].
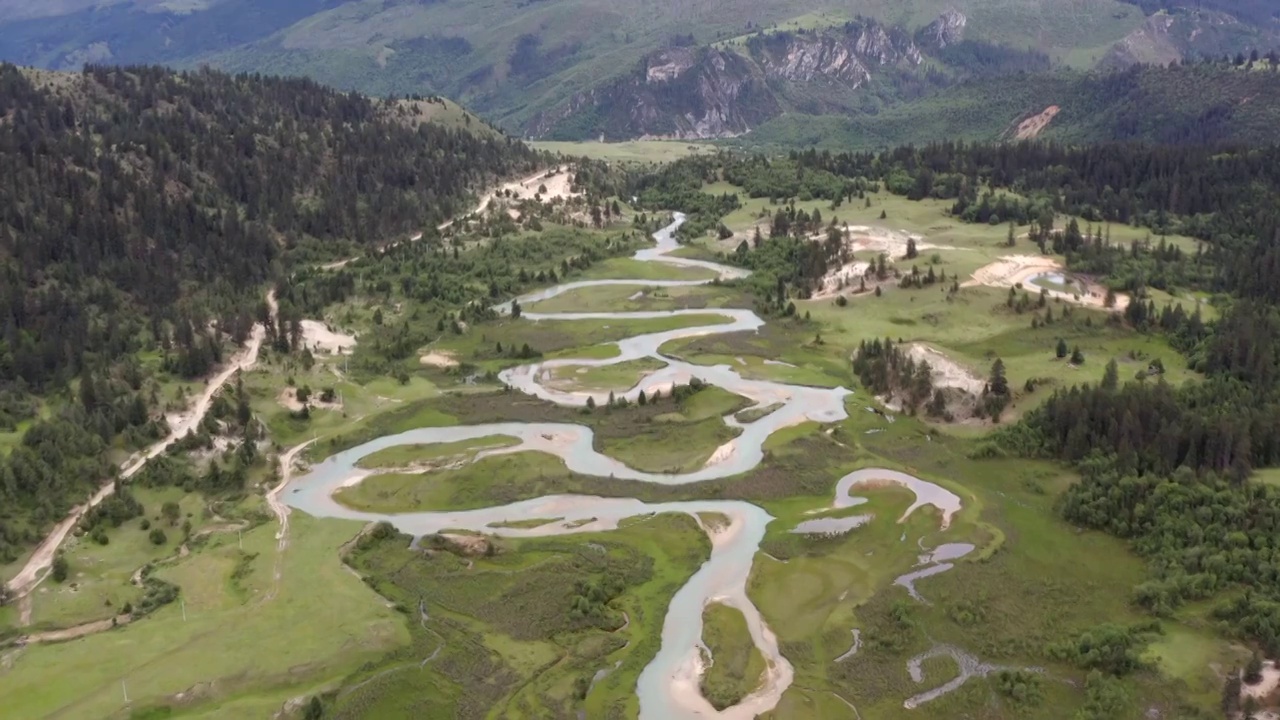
[52, 554, 69, 583]
[149, 528, 168, 546]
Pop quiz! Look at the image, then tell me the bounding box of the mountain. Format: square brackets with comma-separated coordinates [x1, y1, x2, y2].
[0, 62, 536, 561]
[1, 0, 1278, 142]
[526, 16, 1058, 140]
[733, 60, 1280, 150]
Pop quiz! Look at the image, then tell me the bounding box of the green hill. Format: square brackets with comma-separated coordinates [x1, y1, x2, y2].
[734, 62, 1280, 150]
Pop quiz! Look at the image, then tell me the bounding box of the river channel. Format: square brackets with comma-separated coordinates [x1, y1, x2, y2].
[284, 214, 965, 718]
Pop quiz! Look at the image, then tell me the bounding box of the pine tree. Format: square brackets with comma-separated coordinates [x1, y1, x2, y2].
[1070, 346, 1084, 365]
[1245, 653, 1264, 685]
[1056, 338, 1068, 359]
[989, 358, 1009, 396]
[1102, 359, 1119, 390]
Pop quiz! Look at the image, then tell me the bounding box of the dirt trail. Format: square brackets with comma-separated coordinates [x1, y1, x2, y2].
[323, 168, 564, 269]
[16, 614, 133, 645]
[263, 440, 315, 603]
[5, 317, 268, 600]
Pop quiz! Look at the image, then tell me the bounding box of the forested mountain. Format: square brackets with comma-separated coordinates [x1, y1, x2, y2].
[0, 0, 1277, 141]
[737, 59, 1280, 150]
[0, 63, 536, 561]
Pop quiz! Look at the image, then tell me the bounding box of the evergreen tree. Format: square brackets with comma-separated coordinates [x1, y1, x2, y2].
[1102, 359, 1119, 391]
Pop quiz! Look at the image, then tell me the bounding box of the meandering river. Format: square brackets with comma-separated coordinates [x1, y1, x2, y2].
[285, 214, 964, 718]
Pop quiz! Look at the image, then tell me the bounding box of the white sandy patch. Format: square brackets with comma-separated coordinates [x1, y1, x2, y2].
[420, 351, 459, 368]
[300, 320, 356, 355]
[1243, 662, 1280, 701]
[907, 344, 985, 395]
[499, 168, 579, 203]
[812, 226, 956, 300]
[844, 226, 956, 258]
[964, 255, 1129, 310]
[704, 439, 738, 468]
[337, 470, 373, 489]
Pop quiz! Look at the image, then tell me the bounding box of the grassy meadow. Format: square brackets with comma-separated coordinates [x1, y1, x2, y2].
[0, 515, 406, 719]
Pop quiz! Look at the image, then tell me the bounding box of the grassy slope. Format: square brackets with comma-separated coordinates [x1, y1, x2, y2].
[189, 0, 1143, 131]
[667, 187, 1202, 419]
[739, 63, 1280, 150]
[0, 515, 406, 719]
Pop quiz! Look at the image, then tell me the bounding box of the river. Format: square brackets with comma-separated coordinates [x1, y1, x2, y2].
[284, 214, 964, 718]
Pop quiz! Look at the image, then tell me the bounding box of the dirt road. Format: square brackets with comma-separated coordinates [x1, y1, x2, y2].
[4, 322, 267, 600]
[322, 168, 566, 269]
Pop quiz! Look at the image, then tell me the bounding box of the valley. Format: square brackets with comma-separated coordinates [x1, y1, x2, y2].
[1, 130, 1267, 719]
[4, 57, 1280, 720]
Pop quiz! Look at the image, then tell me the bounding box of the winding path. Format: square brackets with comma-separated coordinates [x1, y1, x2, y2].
[285, 215, 968, 718]
[5, 322, 267, 600]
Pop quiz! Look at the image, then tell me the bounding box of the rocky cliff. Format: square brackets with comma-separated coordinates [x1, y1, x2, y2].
[1102, 7, 1280, 69]
[527, 19, 924, 140]
[917, 9, 968, 50]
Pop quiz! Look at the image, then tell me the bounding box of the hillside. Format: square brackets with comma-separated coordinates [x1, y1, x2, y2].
[0, 0, 1276, 139]
[734, 61, 1280, 150]
[0, 63, 536, 561]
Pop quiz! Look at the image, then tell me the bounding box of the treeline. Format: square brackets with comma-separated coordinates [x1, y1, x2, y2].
[740, 62, 1280, 151]
[1006, 300, 1280, 477]
[282, 226, 643, 379]
[0, 62, 537, 392]
[629, 156, 740, 239]
[656, 140, 1280, 300]
[0, 61, 536, 564]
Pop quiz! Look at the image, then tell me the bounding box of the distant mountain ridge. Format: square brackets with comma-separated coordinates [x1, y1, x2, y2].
[0, 0, 1278, 144]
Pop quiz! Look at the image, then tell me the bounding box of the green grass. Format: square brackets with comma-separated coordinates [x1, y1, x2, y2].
[243, 352, 444, 451]
[25, 487, 228, 631]
[598, 408, 743, 474]
[336, 451, 581, 513]
[433, 314, 737, 373]
[678, 385, 752, 421]
[700, 602, 767, 710]
[740, 401, 1236, 719]
[527, 283, 747, 313]
[531, 140, 716, 164]
[546, 357, 667, 392]
[354, 435, 522, 469]
[334, 512, 711, 718]
[0, 514, 406, 719]
[573, 256, 717, 281]
[393, 97, 503, 139]
[660, 319, 852, 388]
